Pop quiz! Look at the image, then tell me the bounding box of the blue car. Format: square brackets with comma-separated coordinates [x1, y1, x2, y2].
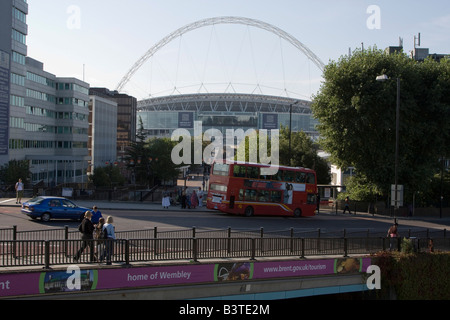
[21, 196, 90, 222]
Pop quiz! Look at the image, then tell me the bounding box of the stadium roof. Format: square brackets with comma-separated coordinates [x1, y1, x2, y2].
[137, 93, 312, 114]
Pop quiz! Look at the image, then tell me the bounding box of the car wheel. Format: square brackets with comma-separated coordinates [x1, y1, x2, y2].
[41, 213, 51, 222]
[244, 206, 254, 217]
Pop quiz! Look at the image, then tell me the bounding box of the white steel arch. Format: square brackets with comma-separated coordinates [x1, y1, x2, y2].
[116, 16, 325, 92]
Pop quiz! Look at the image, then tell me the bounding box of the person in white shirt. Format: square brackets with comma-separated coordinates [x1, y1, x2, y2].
[197, 187, 204, 207]
[102, 216, 116, 265]
[15, 178, 24, 204]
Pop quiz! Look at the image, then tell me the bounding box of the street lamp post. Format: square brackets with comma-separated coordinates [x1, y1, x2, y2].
[376, 75, 401, 217]
[289, 101, 299, 166]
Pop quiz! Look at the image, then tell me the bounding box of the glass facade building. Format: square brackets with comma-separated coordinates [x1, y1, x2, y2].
[89, 88, 137, 162]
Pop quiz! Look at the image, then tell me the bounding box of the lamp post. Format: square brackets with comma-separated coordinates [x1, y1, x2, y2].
[147, 157, 158, 189]
[289, 100, 299, 166]
[376, 75, 401, 216]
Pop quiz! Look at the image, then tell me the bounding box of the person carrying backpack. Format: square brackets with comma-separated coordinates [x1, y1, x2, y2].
[74, 211, 95, 262]
[102, 216, 116, 265]
[94, 217, 106, 262]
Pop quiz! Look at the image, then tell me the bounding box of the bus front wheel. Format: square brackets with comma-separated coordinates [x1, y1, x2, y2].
[293, 208, 302, 218]
[244, 206, 254, 217]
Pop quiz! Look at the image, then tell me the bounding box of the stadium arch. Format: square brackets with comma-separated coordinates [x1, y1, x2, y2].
[116, 16, 325, 93]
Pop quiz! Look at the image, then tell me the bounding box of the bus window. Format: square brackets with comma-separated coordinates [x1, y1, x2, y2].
[210, 184, 228, 192]
[296, 172, 306, 183]
[271, 191, 282, 203]
[307, 193, 317, 204]
[273, 170, 283, 181]
[306, 173, 316, 184]
[245, 189, 257, 201]
[258, 190, 270, 202]
[247, 166, 259, 179]
[238, 189, 244, 201]
[233, 165, 246, 177]
[260, 172, 271, 180]
[213, 163, 230, 176]
[284, 171, 295, 182]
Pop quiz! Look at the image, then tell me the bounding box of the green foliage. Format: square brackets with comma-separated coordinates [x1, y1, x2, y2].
[278, 126, 330, 184]
[124, 118, 181, 186]
[338, 174, 382, 201]
[312, 49, 450, 199]
[0, 160, 31, 186]
[90, 165, 125, 188]
[400, 238, 414, 254]
[235, 127, 331, 184]
[147, 137, 181, 182]
[373, 251, 450, 300]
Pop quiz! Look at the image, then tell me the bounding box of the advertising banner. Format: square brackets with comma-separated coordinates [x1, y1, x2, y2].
[262, 114, 278, 130]
[0, 257, 371, 298]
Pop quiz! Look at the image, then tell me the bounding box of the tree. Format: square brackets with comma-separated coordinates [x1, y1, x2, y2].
[0, 160, 30, 187]
[147, 137, 181, 184]
[233, 128, 330, 184]
[278, 126, 330, 184]
[90, 165, 125, 188]
[312, 48, 450, 201]
[125, 117, 150, 186]
[125, 117, 182, 187]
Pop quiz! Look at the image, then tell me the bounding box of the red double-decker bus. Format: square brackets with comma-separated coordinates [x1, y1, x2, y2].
[206, 161, 317, 217]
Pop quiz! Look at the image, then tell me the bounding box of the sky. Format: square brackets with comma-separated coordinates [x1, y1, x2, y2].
[26, 0, 450, 101]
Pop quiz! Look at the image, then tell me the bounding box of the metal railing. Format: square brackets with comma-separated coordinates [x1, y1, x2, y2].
[1, 236, 449, 269]
[1, 225, 447, 241]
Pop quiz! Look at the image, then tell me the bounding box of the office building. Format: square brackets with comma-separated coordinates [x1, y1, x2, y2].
[88, 89, 118, 174]
[1, 0, 90, 185]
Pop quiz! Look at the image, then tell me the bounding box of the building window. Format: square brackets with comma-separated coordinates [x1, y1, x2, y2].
[13, 7, 27, 23]
[12, 51, 26, 65]
[12, 29, 26, 45]
[11, 73, 25, 86]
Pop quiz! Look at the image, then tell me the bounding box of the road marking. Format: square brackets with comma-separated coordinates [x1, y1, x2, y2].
[0, 199, 15, 204]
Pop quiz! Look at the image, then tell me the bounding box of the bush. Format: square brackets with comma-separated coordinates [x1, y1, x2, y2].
[372, 251, 450, 300]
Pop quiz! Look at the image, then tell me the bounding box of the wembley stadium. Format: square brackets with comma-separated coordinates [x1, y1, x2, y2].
[137, 93, 319, 140]
[116, 17, 325, 143]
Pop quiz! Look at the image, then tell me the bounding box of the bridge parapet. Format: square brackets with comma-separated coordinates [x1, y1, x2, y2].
[0, 256, 372, 299]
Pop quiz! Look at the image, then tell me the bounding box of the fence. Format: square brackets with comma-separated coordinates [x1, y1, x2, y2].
[1, 225, 447, 241]
[0, 227, 449, 268]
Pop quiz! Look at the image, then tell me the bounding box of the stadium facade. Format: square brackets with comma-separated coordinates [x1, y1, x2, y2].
[137, 93, 319, 142]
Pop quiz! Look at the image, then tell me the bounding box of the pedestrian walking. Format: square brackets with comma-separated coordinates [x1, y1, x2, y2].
[162, 190, 171, 209]
[387, 222, 399, 251]
[15, 178, 24, 204]
[93, 217, 106, 262]
[190, 190, 199, 209]
[74, 211, 95, 262]
[428, 239, 434, 253]
[181, 188, 187, 209]
[186, 189, 192, 209]
[197, 187, 204, 207]
[91, 205, 103, 225]
[103, 216, 116, 265]
[343, 196, 351, 214]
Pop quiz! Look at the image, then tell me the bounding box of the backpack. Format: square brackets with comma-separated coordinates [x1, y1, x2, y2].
[100, 226, 109, 239]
